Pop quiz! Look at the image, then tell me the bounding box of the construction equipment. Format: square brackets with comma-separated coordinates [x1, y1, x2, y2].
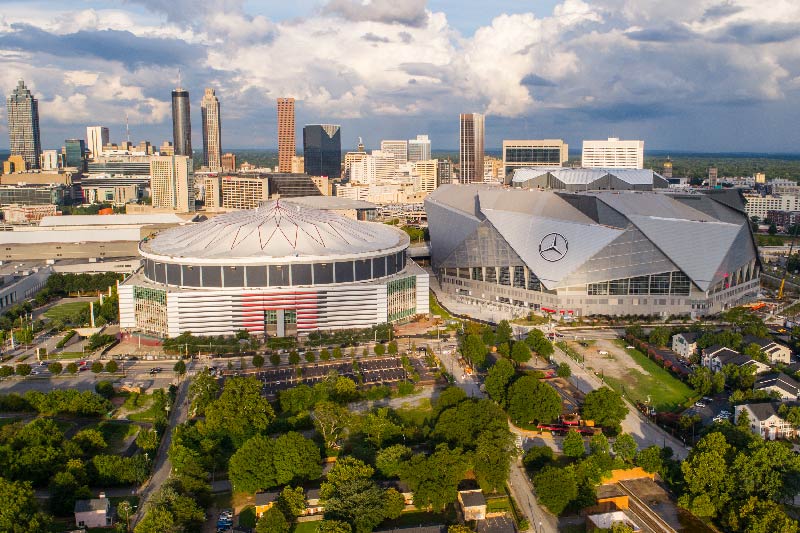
[779, 223, 800, 299]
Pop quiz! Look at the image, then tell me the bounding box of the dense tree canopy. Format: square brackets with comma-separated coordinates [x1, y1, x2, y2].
[228, 432, 321, 493]
[581, 387, 628, 433]
[506, 375, 561, 425]
[400, 444, 469, 510]
[203, 376, 274, 444]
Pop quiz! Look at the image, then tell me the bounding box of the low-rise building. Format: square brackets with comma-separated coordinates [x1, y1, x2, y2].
[586, 511, 640, 532]
[254, 491, 279, 517]
[754, 372, 800, 401]
[743, 335, 792, 365]
[701, 346, 770, 374]
[457, 489, 487, 521]
[671, 331, 701, 359]
[2, 203, 58, 224]
[735, 403, 795, 440]
[74, 496, 113, 528]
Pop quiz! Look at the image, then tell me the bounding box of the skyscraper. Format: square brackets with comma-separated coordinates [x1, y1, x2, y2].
[581, 138, 644, 169]
[459, 113, 484, 183]
[86, 126, 109, 160]
[277, 98, 295, 173]
[380, 140, 408, 166]
[172, 87, 192, 157]
[408, 135, 431, 163]
[64, 139, 86, 170]
[200, 88, 221, 170]
[150, 155, 195, 213]
[303, 125, 341, 179]
[6, 80, 42, 170]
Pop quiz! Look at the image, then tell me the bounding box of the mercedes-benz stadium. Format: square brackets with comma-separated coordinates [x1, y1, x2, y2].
[119, 200, 428, 337]
[425, 184, 759, 318]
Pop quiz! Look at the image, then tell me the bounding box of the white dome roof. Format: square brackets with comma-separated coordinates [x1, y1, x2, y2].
[141, 200, 408, 264]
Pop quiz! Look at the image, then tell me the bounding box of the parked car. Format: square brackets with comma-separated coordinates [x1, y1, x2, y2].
[694, 401, 707, 408]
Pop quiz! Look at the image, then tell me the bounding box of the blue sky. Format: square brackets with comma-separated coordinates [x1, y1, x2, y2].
[1, 0, 799, 152]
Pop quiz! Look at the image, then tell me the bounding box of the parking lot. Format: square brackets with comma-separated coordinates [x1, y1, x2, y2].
[683, 393, 733, 425]
[250, 355, 430, 396]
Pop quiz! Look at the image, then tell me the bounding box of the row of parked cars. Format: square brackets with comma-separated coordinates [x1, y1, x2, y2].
[217, 508, 233, 532]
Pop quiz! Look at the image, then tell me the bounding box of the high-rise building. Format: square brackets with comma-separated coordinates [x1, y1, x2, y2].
[40, 150, 60, 171]
[200, 88, 221, 170]
[581, 138, 644, 169]
[437, 159, 452, 185]
[344, 151, 368, 181]
[412, 160, 438, 192]
[502, 139, 568, 180]
[64, 139, 87, 170]
[6, 80, 42, 170]
[171, 87, 192, 157]
[662, 158, 673, 179]
[277, 98, 295, 173]
[459, 113, 484, 184]
[150, 155, 195, 213]
[160, 141, 175, 156]
[408, 135, 431, 163]
[380, 140, 408, 166]
[349, 150, 396, 185]
[708, 167, 718, 187]
[86, 126, 109, 160]
[291, 156, 304, 174]
[221, 152, 237, 172]
[303, 125, 341, 179]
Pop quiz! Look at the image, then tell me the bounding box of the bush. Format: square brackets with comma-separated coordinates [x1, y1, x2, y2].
[91, 362, 104, 373]
[270, 353, 281, 366]
[56, 330, 77, 349]
[556, 363, 571, 378]
[95, 381, 115, 399]
[523, 446, 554, 470]
[396, 381, 415, 396]
[252, 354, 265, 368]
[105, 360, 118, 373]
[0, 365, 14, 378]
[15, 363, 31, 376]
[47, 362, 63, 375]
[66, 362, 78, 374]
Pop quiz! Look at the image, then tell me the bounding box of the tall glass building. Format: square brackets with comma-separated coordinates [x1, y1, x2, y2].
[171, 88, 192, 157]
[200, 88, 221, 169]
[303, 124, 341, 179]
[6, 80, 42, 170]
[64, 139, 86, 170]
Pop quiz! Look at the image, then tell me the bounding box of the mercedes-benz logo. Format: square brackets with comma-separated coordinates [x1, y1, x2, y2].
[539, 233, 568, 262]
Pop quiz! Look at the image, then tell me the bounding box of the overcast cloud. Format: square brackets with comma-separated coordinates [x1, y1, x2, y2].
[0, 0, 798, 152]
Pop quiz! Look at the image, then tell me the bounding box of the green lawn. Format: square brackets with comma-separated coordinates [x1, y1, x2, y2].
[88, 421, 139, 452]
[486, 496, 512, 513]
[52, 351, 85, 359]
[394, 398, 433, 426]
[429, 291, 453, 321]
[43, 301, 90, 321]
[511, 314, 549, 326]
[293, 522, 322, 533]
[608, 340, 695, 412]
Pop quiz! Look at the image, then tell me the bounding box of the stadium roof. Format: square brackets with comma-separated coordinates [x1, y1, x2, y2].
[142, 200, 407, 263]
[284, 196, 376, 211]
[511, 167, 668, 190]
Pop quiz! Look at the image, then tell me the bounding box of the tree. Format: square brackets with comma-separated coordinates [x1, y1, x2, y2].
[188, 368, 219, 417]
[562, 430, 586, 458]
[238, 506, 257, 529]
[252, 354, 265, 368]
[134, 507, 175, 533]
[288, 350, 300, 365]
[333, 347, 343, 359]
[15, 363, 31, 376]
[313, 401, 351, 449]
[511, 341, 532, 364]
[473, 428, 517, 493]
[48, 471, 91, 516]
[384, 488, 405, 519]
[0, 365, 14, 378]
[277, 486, 306, 519]
[0, 477, 52, 532]
[711, 370, 726, 394]
[613, 433, 637, 463]
[318, 520, 353, 533]
[320, 348, 331, 361]
[273, 432, 323, 486]
[47, 362, 63, 375]
[590, 433, 610, 456]
[634, 446, 663, 474]
[388, 340, 398, 355]
[496, 320, 513, 345]
[496, 342, 510, 358]
[743, 342, 765, 362]
[374, 343, 385, 356]
[376, 444, 412, 478]
[270, 352, 281, 366]
[582, 387, 629, 434]
[768, 222, 777, 235]
[279, 385, 315, 414]
[648, 326, 671, 347]
[484, 358, 515, 407]
[434, 386, 467, 414]
[533, 466, 577, 515]
[95, 380, 115, 399]
[729, 496, 799, 533]
[106, 360, 119, 373]
[66, 362, 78, 374]
[117, 500, 133, 532]
[556, 362, 572, 378]
[91, 361, 104, 373]
[305, 351, 316, 363]
[449, 527, 474, 533]
[507, 375, 561, 425]
[525, 329, 554, 359]
[461, 334, 487, 369]
[523, 446, 554, 471]
[320, 457, 388, 533]
[361, 408, 402, 447]
[679, 432, 731, 518]
[203, 376, 274, 444]
[228, 435, 277, 493]
[400, 444, 468, 510]
[136, 429, 160, 453]
[256, 507, 290, 533]
[433, 399, 508, 449]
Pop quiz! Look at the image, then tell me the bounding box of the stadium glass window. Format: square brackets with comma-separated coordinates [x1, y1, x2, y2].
[355, 260, 372, 281]
[335, 262, 355, 283]
[182, 265, 200, 287]
[471, 267, 483, 281]
[485, 267, 497, 284]
[527, 268, 541, 291]
[313, 263, 333, 285]
[587, 282, 609, 295]
[629, 276, 649, 295]
[670, 271, 691, 295]
[291, 264, 313, 286]
[225, 266, 245, 287]
[649, 273, 671, 295]
[201, 266, 222, 287]
[498, 267, 510, 286]
[245, 266, 267, 287]
[609, 278, 629, 295]
[153, 263, 166, 284]
[145, 260, 156, 281]
[269, 265, 290, 286]
[458, 268, 471, 279]
[166, 264, 182, 286]
[373, 257, 386, 278]
[513, 266, 526, 288]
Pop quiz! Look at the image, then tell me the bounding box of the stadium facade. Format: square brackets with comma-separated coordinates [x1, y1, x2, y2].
[425, 183, 759, 317]
[119, 200, 428, 337]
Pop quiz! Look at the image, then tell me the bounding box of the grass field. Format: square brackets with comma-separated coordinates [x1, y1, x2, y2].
[52, 351, 84, 359]
[43, 301, 89, 321]
[89, 421, 138, 452]
[429, 291, 453, 320]
[293, 522, 321, 533]
[606, 340, 696, 412]
[395, 398, 433, 426]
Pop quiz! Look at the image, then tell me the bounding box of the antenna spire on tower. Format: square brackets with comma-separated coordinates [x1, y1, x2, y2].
[177, 68, 182, 90]
[125, 113, 130, 143]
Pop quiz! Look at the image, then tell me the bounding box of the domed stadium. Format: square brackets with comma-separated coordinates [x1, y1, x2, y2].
[120, 200, 428, 337]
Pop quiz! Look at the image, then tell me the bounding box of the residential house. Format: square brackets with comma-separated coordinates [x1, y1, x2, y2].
[458, 489, 487, 521]
[701, 346, 770, 374]
[74, 496, 113, 528]
[754, 372, 800, 401]
[587, 511, 641, 532]
[735, 403, 796, 440]
[743, 335, 792, 365]
[671, 332, 701, 359]
[254, 491, 279, 517]
[305, 488, 324, 516]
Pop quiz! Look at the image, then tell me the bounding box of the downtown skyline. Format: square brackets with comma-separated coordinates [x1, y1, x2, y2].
[0, 0, 799, 153]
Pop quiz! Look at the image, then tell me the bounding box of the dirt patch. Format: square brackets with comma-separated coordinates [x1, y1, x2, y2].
[569, 338, 649, 384]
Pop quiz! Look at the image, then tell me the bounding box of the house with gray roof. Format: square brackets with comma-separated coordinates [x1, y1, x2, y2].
[735, 402, 795, 440]
[755, 372, 800, 401]
[74, 496, 112, 528]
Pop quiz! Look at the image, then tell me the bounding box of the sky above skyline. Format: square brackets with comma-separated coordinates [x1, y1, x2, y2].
[1, 0, 799, 153]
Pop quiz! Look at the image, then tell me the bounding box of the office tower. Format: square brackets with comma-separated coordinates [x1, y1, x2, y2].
[662, 158, 673, 179]
[357, 137, 365, 152]
[40, 150, 60, 171]
[581, 137, 644, 169]
[408, 135, 431, 163]
[6, 80, 42, 169]
[291, 156, 304, 174]
[349, 150, 396, 184]
[160, 141, 175, 156]
[437, 159, 452, 185]
[171, 87, 192, 157]
[459, 113, 484, 183]
[150, 155, 195, 212]
[303, 124, 341, 179]
[413, 160, 438, 192]
[200, 88, 221, 170]
[221, 152, 237, 172]
[502, 139, 568, 179]
[86, 126, 109, 160]
[344, 151, 368, 181]
[277, 98, 295, 173]
[380, 140, 408, 166]
[64, 139, 87, 170]
[708, 167, 718, 187]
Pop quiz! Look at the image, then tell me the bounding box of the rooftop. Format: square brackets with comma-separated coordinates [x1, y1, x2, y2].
[741, 402, 782, 421]
[39, 213, 189, 227]
[755, 373, 800, 396]
[74, 498, 111, 513]
[458, 489, 487, 508]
